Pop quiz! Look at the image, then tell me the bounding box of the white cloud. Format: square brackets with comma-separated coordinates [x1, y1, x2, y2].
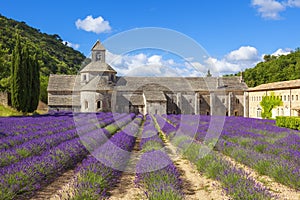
[105, 46, 292, 77]
[287, 0, 300, 7]
[251, 0, 286, 19]
[75, 15, 111, 34]
[63, 41, 80, 50]
[106, 51, 202, 77]
[271, 48, 292, 56]
[252, 0, 300, 19]
[225, 46, 259, 62]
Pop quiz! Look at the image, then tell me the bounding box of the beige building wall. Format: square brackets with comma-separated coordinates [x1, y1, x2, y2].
[248, 88, 300, 118]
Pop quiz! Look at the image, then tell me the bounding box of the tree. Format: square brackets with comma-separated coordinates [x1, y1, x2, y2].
[260, 92, 283, 119]
[11, 34, 40, 113]
[206, 69, 212, 77]
[28, 54, 40, 112]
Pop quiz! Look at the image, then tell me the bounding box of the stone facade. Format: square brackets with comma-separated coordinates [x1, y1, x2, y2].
[47, 41, 249, 116]
[248, 80, 300, 118]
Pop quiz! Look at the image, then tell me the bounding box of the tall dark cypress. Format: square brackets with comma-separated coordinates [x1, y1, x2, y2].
[11, 34, 40, 113]
[11, 34, 22, 111]
[29, 54, 40, 112]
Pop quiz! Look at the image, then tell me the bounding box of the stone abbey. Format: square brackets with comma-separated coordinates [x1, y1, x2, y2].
[47, 41, 300, 117]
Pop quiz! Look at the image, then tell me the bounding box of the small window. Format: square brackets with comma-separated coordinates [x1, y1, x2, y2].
[234, 111, 239, 116]
[96, 54, 102, 61]
[257, 108, 262, 118]
[284, 95, 286, 101]
[292, 95, 294, 101]
[97, 101, 101, 109]
[288, 95, 290, 101]
[280, 96, 282, 100]
[296, 95, 299, 101]
[236, 99, 240, 104]
[189, 99, 192, 103]
[222, 98, 225, 104]
[84, 101, 88, 109]
[83, 75, 86, 81]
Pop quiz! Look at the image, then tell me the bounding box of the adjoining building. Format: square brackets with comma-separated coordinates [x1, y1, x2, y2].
[47, 41, 248, 116]
[248, 80, 300, 118]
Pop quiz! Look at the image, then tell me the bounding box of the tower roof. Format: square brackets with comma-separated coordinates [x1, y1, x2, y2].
[91, 40, 106, 51]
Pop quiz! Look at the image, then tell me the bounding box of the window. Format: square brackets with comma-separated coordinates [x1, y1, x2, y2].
[292, 95, 294, 101]
[296, 95, 299, 101]
[84, 101, 88, 109]
[97, 101, 101, 109]
[222, 98, 225, 104]
[200, 99, 203, 104]
[236, 99, 240, 104]
[234, 111, 239, 116]
[284, 95, 286, 101]
[280, 96, 282, 100]
[288, 95, 290, 101]
[257, 108, 262, 118]
[96, 53, 102, 61]
[83, 75, 86, 81]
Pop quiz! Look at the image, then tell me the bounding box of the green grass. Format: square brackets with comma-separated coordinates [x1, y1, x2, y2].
[0, 104, 22, 116]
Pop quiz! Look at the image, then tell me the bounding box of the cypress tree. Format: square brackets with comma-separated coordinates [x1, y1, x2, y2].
[11, 34, 40, 113]
[11, 34, 22, 111]
[29, 54, 40, 112]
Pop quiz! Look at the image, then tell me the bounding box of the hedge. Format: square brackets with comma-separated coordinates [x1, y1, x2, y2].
[276, 116, 300, 130]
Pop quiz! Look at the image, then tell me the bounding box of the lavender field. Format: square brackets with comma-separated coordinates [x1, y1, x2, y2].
[0, 112, 299, 200]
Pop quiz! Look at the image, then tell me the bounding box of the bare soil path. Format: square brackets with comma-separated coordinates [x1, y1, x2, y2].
[162, 138, 230, 200]
[220, 153, 300, 200]
[107, 137, 146, 200]
[30, 168, 77, 200]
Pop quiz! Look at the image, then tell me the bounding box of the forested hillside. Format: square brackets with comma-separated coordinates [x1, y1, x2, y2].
[243, 49, 300, 87]
[0, 14, 85, 103]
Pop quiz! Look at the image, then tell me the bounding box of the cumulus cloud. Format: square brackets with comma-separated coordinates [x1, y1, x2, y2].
[63, 41, 80, 50]
[106, 51, 202, 77]
[225, 46, 259, 62]
[251, 0, 286, 19]
[105, 46, 292, 77]
[287, 0, 300, 7]
[271, 48, 292, 56]
[75, 15, 111, 34]
[251, 0, 300, 19]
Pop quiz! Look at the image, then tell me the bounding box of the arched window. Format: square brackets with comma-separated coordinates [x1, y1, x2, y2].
[84, 101, 88, 109]
[96, 53, 102, 61]
[257, 108, 262, 118]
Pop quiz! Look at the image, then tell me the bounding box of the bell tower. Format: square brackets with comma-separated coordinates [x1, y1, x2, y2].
[91, 40, 106, 63]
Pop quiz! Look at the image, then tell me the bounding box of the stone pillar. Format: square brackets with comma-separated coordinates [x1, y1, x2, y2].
[210, 92, 214, 116]
[194, 92, 199, 115]
[177, 92, 182, 113]
[243, 91, 249, 117]
[228, 92, 232, 116]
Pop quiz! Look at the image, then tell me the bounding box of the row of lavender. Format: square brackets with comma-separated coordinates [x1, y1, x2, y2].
[155, 115, 275, 200]
[70, 114, 143, 199]
[166, 114, 300, 190]
[0, 112, 135, 200]
[135, 115, 183, 199]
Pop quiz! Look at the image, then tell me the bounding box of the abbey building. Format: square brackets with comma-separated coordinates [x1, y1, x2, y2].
[51, 40, 300, 117]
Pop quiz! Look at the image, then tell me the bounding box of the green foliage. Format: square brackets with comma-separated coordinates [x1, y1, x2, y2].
[276, 116, 300, 130]
[0, 14, 85, 101]
[243, 49, 300, 87]
[10, 34, 40, 113]
[260, 92, 283, 119]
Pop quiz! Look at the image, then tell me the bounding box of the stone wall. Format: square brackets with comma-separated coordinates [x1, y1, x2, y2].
[0, 92, 9, 106]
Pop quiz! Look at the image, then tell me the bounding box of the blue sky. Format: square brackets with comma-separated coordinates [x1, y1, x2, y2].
[1, 0, 300, 76]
